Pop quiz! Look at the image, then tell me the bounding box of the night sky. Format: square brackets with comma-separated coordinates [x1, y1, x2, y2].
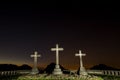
[0, 2, 120, 69]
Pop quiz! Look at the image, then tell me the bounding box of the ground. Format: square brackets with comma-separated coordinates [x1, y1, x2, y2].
[17, 74, 103, 80]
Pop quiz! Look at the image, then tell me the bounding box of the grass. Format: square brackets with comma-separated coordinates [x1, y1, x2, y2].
[0, 74, 120, 80]
[17, 74, 103, 80]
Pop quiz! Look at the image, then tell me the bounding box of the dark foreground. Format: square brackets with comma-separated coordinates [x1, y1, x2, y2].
[0, 74, 120, 80]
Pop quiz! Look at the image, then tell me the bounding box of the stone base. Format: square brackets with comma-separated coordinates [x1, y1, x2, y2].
[80, 67, 88, 75]
[53, 65, 63, 75]
[31, 68, 39, 75]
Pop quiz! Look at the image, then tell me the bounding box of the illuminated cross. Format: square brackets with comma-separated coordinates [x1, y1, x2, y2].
[51, 44, 64, 65]
[75, 50, 86, 68]
[51, 44, 64, 75]
[75, 50, 87, 75]
[30, 51, 41, 74]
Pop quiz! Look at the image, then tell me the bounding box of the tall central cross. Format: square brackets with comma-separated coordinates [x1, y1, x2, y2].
[51, 44, 64, 65]
[75, 50, 86, 68]
[31, 51, 41, 71]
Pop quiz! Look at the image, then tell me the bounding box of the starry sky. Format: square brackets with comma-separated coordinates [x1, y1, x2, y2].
[0, 2, 120, 69]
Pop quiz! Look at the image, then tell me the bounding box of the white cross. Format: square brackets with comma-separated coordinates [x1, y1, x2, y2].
[31, 51, 41, 69]
[75, 50, 86, 68]
[51, 44, 64, 65]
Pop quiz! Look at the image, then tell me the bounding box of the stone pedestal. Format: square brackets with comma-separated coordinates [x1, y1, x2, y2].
[53, 65, 63, 75]
[31, 68, 39, 74]
[80, 67, 88, 75]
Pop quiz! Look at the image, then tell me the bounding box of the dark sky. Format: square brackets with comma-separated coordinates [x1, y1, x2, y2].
[0, 2, 120, 69]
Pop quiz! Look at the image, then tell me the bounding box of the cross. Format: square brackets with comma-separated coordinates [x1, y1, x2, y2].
[75, 50, 86, 68]
[51, 44, 64, 65]
[31, 51, 41, 69]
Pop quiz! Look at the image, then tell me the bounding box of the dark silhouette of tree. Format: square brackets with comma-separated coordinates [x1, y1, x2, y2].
[44, 63, 55, 74]
[44, 63, 69, 74]
[0, 64, 18, 71]
[18, 64, 32, 70]
[0, 64, 31, 71]
[90, 64, 119, 70]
